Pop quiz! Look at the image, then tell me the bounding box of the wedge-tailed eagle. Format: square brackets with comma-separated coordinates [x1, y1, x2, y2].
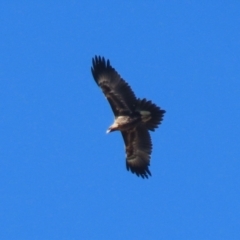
[91, 56, 165, 178]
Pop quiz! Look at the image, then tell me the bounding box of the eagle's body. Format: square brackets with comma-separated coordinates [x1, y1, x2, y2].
[91, 56, 165, 178]
[107, 115, 141, 133]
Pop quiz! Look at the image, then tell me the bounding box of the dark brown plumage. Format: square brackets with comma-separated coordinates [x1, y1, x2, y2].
[91, 56, 165, 178]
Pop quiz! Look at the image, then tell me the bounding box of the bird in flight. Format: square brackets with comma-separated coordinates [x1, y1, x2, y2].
[91, 56, 166, 178]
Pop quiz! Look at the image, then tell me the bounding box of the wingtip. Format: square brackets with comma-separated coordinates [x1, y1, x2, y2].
[126, 163, 152, 179]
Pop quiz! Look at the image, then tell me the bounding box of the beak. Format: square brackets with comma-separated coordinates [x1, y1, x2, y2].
[106, 129, 111, 134]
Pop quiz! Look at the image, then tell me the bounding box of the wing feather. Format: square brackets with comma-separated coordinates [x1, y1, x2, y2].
[121, 126, 152, 178]
[91, 56, 137, 116]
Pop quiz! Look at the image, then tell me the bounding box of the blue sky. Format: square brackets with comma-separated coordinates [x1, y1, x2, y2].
[0, 1, 240, 239]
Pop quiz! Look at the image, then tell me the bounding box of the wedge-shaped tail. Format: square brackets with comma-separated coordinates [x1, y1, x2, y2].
[136, 98, 166, 131]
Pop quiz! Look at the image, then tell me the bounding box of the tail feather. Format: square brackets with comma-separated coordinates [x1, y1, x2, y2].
[136, 98, 166, 131]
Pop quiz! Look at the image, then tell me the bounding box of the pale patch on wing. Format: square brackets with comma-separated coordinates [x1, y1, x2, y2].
[140, 110, 151, 116]
[140, 110, 151, 122]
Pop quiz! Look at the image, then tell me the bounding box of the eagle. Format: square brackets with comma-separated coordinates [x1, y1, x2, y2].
[91, 56, 166, 178]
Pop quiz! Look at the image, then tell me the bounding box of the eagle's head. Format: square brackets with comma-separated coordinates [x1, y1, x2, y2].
[106, 122, 119, 134]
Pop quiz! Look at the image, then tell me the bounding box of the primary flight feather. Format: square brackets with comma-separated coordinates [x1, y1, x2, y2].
[91, 56, 166, 178]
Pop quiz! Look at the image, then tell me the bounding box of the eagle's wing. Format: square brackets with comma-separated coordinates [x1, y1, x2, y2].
[121, 126, 152, 178]
[91, 56, 137, 116]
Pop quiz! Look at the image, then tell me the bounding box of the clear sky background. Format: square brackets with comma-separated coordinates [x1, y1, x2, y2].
[0, 1, 239, 239]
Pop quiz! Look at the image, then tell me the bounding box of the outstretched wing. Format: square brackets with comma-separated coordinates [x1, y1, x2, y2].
[121, 126, 152, 178]
[91, 56, 137, 116]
